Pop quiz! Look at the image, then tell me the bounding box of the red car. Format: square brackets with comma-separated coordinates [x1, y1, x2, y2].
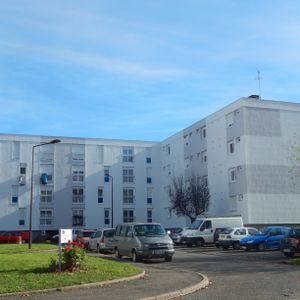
[0, 231, 29, 243]
[75, 230, 96, 248]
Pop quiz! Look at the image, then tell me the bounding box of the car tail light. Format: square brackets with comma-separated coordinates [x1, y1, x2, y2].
[296, 238, 300, 244]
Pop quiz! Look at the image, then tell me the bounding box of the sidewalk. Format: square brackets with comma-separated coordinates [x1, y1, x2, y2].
[1, 263, 208, 300]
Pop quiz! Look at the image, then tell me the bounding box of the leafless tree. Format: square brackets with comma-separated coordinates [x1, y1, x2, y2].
[169, 175, 210, 223]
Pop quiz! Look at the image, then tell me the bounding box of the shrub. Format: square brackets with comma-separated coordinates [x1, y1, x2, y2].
[49, 241, 86, 272]
[62, 241, 86, 272]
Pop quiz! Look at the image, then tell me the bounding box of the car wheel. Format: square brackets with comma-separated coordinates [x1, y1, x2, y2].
[233, 242, 241, 250]
[257, 243, 266, 252]
[215, 244, 220, 249]
[195, 239, 204, 247]
[165, 255, 173, 262]
[87, 243, 91, 252]
[284, 252, 295, 258]
[244, 247, 250, 251]
[132, 250, 139, 262]
[115, 248, 122, 258]
[222, 246, 229, 250]
[186, 243, 193, 247]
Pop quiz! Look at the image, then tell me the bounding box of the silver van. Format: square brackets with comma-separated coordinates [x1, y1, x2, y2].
[114, 223, 175, 262]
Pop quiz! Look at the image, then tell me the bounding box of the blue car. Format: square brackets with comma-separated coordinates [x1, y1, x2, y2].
[240, 226, 291, 251]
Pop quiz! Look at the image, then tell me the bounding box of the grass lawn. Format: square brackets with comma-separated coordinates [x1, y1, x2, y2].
[0, 243, 58, 254]
[0, 244, 141, 294]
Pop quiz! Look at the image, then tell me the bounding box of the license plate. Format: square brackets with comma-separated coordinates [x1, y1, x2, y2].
[152, 250, 164, 255]
[283, 249, 291, 253]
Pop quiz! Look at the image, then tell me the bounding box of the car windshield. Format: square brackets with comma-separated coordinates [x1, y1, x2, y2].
[134, 224, 165, 236]
[287, 228, 300, 236]
[188, 219, 203, 230]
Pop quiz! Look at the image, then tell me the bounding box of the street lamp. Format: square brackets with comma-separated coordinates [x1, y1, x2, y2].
[104, 174, 114, 228]
[28, 139, 61, 249]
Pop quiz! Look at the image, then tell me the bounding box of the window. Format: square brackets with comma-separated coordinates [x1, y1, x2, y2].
[104, 166, 110, 182]
[122, 147, 134, 163]
[40, 210, 53, 225]
[235, 229, 246, 235]
[18, 208, 25, 226]
[104, 209, 110, 225]
[11, 185, 18, 204]
[147, 177, 152, 184]
[123, 209, 134, 223]
[146, 157, 151, 164]
[72, 168, 84, 182]
[73, 188, 84, 203]
[98, 188, 103, 204]
[226, 112, 234, 127]
[123, 188, 134, 204]
[229, 168, 237, 182]
[20, 167, 26, 175]
[72, 209, 84, 226]
[147, 210, 153, 223]
[72, 144, 85, 163]
[201, 126, 206, 139]
[201, 151, 207, 163]
[123, 168, 134, 183]
[230, 195, 237, 211]
[11, 142, 20, 160]
[40, 187, 53, 203]
[147, 188, 153, 204]
[228, 140, 234, 154]
[200, 220, 212, 231]
[97, 145, 104, 164]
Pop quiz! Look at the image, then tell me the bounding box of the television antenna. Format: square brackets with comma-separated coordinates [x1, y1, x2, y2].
[256, 69, 262, 99]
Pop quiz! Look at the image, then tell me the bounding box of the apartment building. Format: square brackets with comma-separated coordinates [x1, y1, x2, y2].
[161, 97, 300, 226]
[1, 96, 300, 235]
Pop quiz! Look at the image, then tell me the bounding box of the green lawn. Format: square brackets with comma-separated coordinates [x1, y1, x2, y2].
[0, 243, 58, 254]
[0, 244, 141, 294]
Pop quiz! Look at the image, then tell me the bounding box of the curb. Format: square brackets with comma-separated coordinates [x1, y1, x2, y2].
[139, 272, 210, 300]
[0, 270, 146, 297]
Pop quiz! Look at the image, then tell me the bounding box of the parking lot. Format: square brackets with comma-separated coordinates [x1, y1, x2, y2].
[168, 245, 300, 299]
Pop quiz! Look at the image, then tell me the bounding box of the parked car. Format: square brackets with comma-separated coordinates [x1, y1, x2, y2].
[165, 227, 183, 245]
[280, 228, 300, 258]
[214, 228, 229, 248]
[87, 228, 115, 253]
[114, 223, 175, 262]
[240, 226, 291, 251]
[218, 227, 260, 250]
[51, 234, 59, 244]
[0, 231, 29, 243]
[76, 229, 96, 248]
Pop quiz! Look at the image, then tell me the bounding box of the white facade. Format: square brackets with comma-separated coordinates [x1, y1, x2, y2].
[1, 97, 300, 233]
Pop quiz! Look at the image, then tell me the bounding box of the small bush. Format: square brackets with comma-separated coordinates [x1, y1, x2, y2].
[50, 241, 86, 272]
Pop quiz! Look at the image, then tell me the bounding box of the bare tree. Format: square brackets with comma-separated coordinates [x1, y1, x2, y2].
[168, 175, 210, 223]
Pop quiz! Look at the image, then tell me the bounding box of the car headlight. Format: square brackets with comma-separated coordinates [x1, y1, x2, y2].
[168, 242, 174, 249]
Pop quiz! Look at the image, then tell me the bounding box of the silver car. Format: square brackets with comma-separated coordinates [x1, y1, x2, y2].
[114, 223, 175, 262]
[87, 228, 115, 253]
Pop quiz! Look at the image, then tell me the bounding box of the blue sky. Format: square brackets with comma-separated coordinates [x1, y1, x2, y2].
[1, 0, 300, 141]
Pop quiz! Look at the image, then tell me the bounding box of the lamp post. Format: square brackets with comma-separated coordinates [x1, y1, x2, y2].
[105, 174, 114, 228]
[28, 139, 61, 250]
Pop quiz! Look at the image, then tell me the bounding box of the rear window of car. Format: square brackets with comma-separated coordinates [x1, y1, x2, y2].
[82, 231, 95, 237]
[222, 228, 233, 234]
[104, 230, 115, 237]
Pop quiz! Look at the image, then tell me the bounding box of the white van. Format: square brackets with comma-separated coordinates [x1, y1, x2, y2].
[181, 216, 243, 246]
